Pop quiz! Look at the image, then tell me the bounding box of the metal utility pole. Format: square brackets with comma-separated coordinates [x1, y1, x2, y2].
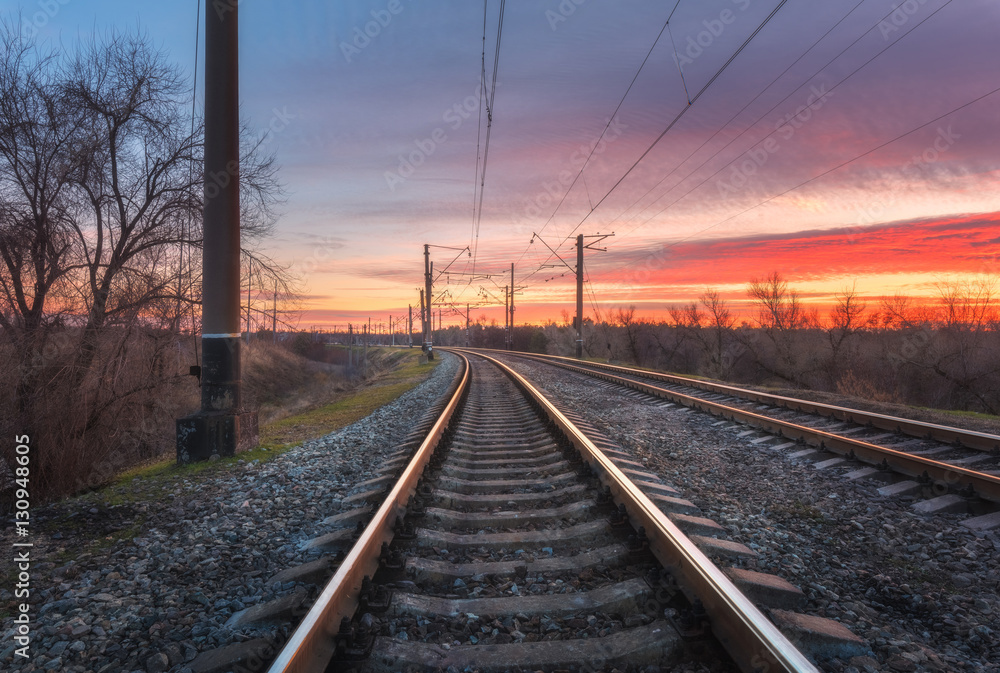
[509, 262, 515, 351]
[423, 244, 433, 357]
[348, 324, 353, 368]
[408, 305, 413, 347]
[177, 0, 256, 462]
[466, 303, 470, 346]
[576, 234, 584, 359]
[419, 290, 426, 347]
[573, 233, 614, 359]
[504, 285, 509, 350]
[245, 256, 252, 344]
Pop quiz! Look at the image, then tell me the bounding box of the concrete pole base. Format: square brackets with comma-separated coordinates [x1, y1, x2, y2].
[176, 409, 258, 464]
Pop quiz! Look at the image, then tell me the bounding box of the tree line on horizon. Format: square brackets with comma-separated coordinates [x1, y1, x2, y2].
[433, 271, 1000, 415]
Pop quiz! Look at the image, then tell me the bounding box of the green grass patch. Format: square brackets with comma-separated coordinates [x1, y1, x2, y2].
[917, 407, 999, 422]
[261, 351, 437, 447]
[72, 348, 439, 508]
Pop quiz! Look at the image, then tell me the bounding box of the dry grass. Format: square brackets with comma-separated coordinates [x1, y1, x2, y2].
[259, 348, 436, 448]
[0, 327, 199, 504]
[835, 369, 901, 404]
[0, 326, 433, 507]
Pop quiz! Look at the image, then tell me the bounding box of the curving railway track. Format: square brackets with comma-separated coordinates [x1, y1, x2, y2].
[263, 350, 856, 673]
[486, 350, 1000, 526]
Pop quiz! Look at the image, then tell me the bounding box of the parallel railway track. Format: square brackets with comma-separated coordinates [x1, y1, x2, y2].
[265, 351, 845, 673]
[486, 351, 1000, 514]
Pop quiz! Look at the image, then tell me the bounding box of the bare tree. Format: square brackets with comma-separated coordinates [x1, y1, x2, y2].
[658, 301, 700, 370]
[747, 271, 807, 331]
[937, 277, 996, 331]
[612, 305, 645, 365]
[0, 24, 286, 500]
[62, 30, 199, 370]
[242, 249, 301, 339]
[825, 282, 869, 383]
[699, 289, 737, 378]
[61, 29, 282, 372]
[744, 272, 813, 385]
[0, 24, 89, 425]
[667, 301, 702, 329]
[877, 293, 914, 330]
[924, 278, 1000, 412]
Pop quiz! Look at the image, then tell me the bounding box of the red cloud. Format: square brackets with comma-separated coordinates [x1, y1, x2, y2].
[594, 212, 1000, 288]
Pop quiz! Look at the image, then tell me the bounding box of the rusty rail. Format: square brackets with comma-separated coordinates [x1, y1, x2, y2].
[266, 352, 470, 673]
[492, 350, 1000, 504]
[506, 351, 1000, 453]
[459, 349, 819, 673]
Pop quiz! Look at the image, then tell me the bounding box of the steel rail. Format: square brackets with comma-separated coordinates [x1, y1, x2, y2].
[498, 350, 1000, 454]
[266, 353, 470, 673]
[454, 348, 819, 673]
[490, 350, 1000, 504]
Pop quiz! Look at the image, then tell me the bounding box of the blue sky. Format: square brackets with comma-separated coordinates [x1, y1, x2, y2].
[6, 0, 1000, 324]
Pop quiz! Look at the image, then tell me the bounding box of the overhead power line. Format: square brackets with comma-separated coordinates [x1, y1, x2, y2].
[592, 81, 1000, 285]
[606, 0, 959, 249]
[470, 0, 507, 279]
[519, 0, 792, 287]
[600, 0, 868, 239]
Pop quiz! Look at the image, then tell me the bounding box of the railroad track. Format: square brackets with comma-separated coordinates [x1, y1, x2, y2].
[262, 350, 865, 673]
[486, 350, 1000, 528]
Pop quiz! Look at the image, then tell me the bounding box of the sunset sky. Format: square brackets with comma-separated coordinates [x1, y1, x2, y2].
[9, 0, 1000, 328]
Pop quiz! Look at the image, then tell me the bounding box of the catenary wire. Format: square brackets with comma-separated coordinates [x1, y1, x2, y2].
[606, 0, 958, 249]
[517, 0, 792, 287]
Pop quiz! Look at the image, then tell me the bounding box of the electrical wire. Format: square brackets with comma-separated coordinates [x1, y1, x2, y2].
[592, 81, 1000, 286]
[184, 0, 201, 365]
[512, 2, 680, 276]
[470, 0, 507, 278]
[599, 0, 868, 240]
[518, 0, 792, 287]
[607, 0, 958, 248]
[562, 0, 792, 240]
[469, 0, 488, 273]
[520, 6, 676, 253]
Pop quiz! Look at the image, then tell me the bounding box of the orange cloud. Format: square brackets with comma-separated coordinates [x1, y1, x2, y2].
[593, 211, 1000, 289]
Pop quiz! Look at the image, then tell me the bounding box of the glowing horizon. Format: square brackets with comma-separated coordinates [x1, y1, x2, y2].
[296, 210, 1000, 329]
[16, 1, 1000, 330]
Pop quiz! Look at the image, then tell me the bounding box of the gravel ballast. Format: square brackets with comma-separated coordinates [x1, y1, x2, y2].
[0, 352, 459, 673]
[494, 354, 1000, 673]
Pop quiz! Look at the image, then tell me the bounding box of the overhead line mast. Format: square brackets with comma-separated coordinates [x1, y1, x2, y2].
[574, 234, 613, 358]
[177, 0, 256, 463]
